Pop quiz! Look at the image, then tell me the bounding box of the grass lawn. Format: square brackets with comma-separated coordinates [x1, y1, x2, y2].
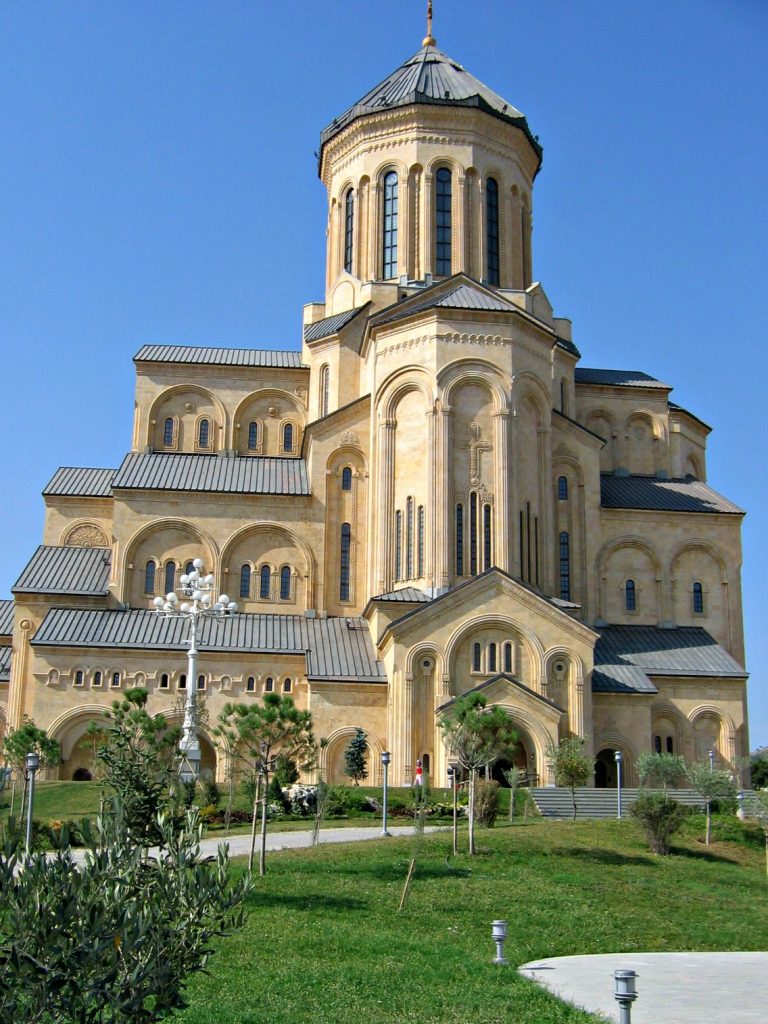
[176, 817, 768, 1024]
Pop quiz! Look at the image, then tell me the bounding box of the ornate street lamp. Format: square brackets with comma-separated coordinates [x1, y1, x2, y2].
[380, 751, 392, 837]
[25, 751, 40, 854]
[614, 749, 623, 819]
[152, 558, 238, 782]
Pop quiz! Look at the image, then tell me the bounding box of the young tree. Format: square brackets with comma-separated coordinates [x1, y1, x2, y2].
[630, 792, 686, 855]
[686, 761, 737, 845]
[739, 790, 768, 876]
[1, 717, 60, 819]
[217, 693, 315, 875]
[343, 727, 368, 785]
[438, 692, 518, 854]
[636, 751, 687, 792]
[547, 736, 593, 820]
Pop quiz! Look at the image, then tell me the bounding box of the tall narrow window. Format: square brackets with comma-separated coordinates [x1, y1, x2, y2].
[198, 419, 210, 448]
[178, 673, 186, 690]
[240, 564, 251, 600]
[265, 676, 274, 692]
[503, 642, 513, 673]
[185, 561, 194, 576]
[111, 671, 121, 689]
[456, 504, 464, 576]
[483, 504, 492, 570]
[560, 380, 567, 414]
[163, 417, 174, 447]
[144, 560, 156, 594]
[654, 735, 662, 754]
[320, 365, 329, 417]
[394, 510, 402, 581]
[74, 670, 84, 687]
[283, 423, 293, 452]
[160, 673, 169, 690]
[469, 492, 478, 576]
[340, 522, 351, 601]
[666, 737, 674, 753]
[559, 531, 570, 601]
[472, 642, 482, 672]
[248, 421, 259, 450]
[625, 579, 636, 612]
[280, 566, 291, 600]
[417, 505, 425, 577]
[558, 476, 568, 500]
[246, 676, 255, 692]
[693, 581, 704, 614]
[341, 466, 353, 491]
[488, 643, 497, 673]
[486, 177, 499, 285]
[382, 171, 398, 279]
[283, 678, 292, 693]
[406, 496, 414, 579]
[259, 565, 271, 599]
[435, 167, 452, 276]
[344, 188, 354, 274]
[197, 674, 205, 690]
[164, 561, 176, 596]
[93, 671, 102, 687]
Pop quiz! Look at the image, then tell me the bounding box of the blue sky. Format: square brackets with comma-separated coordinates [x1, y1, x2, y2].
[1, 1, 766, 745]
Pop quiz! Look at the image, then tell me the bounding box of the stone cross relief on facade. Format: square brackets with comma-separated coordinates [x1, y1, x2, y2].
[462, 422, 492, 487]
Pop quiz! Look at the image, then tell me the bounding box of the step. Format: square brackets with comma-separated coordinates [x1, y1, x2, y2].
[530, 787, 706, 819]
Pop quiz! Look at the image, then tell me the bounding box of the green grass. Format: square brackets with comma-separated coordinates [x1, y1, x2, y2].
[175, 817, 768, 1024]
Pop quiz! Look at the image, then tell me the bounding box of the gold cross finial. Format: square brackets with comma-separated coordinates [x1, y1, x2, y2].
[423, 0, 436, 47]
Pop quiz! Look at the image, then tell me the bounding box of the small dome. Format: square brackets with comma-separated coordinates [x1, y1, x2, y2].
[319, 45, 541, 170]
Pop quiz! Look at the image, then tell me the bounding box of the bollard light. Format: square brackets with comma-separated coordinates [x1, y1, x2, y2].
[491, 920, 508, 965]
[380, 751, 391, 837]
[613, 969, 638, 1024]
[25, 751, 40, 855]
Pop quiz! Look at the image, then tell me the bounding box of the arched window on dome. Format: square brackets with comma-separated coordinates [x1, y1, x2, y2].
[558, 476, 568, 500]
[340, 522, 351, 602]
[163, 417, 175, 448]
[239, 564, 251, 600]
[382, 171, 398, 279]
[282, 422, 294, 453]
[259, 565, 271, 600]
[559, 531, 570, 601]
[455, 503, 464, 576]
[693, 581, 704, 614]
[344, 188, 354, 274]
[483, 504, 492, 570]
[248, 421, 259, 451]
[503, 642, 513, 674]
[341, 466, 353, 491]
[279, 566, 292, 601]
[406, 496, 414, 579]
[164, 561, 176, 596]
[144, 560, 156, 595]
[472, 642, 482, 673]
[320, 365, 330, 417]
[417, 505, 425, 577]
[625, 579, 636, 612]
[394, 509, 403, 581]
[435, 167, 452, 276]
[197, 418, 210, 449]
[488, 642, 497, 673]
[469, 493, 478, 576]
[486, 177, 500, 286]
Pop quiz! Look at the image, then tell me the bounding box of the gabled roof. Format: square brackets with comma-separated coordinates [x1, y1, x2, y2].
[0, 646, 11, 682]
[133, 345, 304, 369]
[303, 305, 368, 343]
[555, 336, 581, 358]
[112, 453, 310, 496]
[0, 599, 15, 636]
[436, 673, 565, 714]
[43, 467, 116, 498]
[575, 368, 671, 390]
[370, 587, 432, 603]
[600, 475, 742, 515]
[319, 45, 541, 170]
[31, 609, 386, 683]
[13, 546, 111, 597]
[593, 625, 747, 694]
[373, 280, 516, 327]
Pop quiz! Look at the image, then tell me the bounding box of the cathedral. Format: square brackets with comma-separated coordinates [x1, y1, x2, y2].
[0, 29, 749, 789]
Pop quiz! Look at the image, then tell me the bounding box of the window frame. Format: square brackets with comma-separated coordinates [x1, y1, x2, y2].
[434, 166, 452, 277]
[344, 187, 354, 274]
[382, 170, 399, 280]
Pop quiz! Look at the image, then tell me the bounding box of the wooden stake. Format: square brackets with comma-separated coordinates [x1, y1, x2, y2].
[398, 858, 416, 911]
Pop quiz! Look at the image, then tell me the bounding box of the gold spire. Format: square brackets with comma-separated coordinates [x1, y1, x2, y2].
[423, 0, 436, 47]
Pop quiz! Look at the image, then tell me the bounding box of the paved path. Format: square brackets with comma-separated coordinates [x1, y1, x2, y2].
[519, 951, 768, 1023]
[198, 824, 446, 859]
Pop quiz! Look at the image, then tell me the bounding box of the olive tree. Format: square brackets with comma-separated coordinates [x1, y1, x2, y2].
[547, 736, 593, 820]
[686, 761, 737, 845]
[636, 751, 687, 792]
[1, 717, 60, 819]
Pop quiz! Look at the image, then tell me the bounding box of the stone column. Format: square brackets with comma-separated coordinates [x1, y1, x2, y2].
[456, 172, 466, 276]
[437, 406, 453, 588]
[423, 172, 433, 277]
[8, 618, 33, 731]
[368, 183, 380, 281]
[493, 410, 510, 571]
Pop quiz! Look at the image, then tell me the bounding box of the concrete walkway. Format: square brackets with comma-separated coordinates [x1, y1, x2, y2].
[198, 824, 445, 859]
[519, 951, 768, 1023]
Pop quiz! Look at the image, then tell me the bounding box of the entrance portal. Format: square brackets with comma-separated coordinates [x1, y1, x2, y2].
[595, 748, 618, 788]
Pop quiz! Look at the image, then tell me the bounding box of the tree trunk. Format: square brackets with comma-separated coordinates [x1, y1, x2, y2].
[571, 784, 577, 821]
[705, 799, 712, 846]
[225, 766, 235, 837]
[259, 770, 269, 877]
[468, 769, 476, 855]
[247, 774, 261, 873]
[9, 776, 16, 819]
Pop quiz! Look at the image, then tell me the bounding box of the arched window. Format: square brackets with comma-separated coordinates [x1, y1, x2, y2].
[93, 671, 102, 687]
[560, 380, 568, 415]
[248, 421, 259, 451]
[693, 581, 704, 614]
[435, 167, 452, 276]
[259, 565, 271, 600]
[341, 466, 353, 491]
[340, 522, 351, 602]
[395, 509, 402, 580]
[344, 188, 354, 274]
[406, 496, 414, 578]
[164, 561, 176, 596]
[160, 673, 169, 689]
[283, 678, 292, 693]
[198, 418, 210, 448]
[469, 493, 478, 576]
[625, 579, 636, 612]
[279, 566, 291, 600]
[320, 364, 330, 417]
[558, 476, 568, 500]
[654, 735, 662, 753]
[456, 504, 464, 576]
[240, 564, 251, 599]
[488, 642, 497, 673]
[472, 642, 482, 672]
[144, 560, 156, 594]
[486, 177, 499, 286]
[382, 171, 398, 279]
[666, 737, 674, 753]
[246, 676, 255, 692]
[111, 671, 120, 688]
[178, 673, 186, 690]
[282, 422, 294, 452]
[503, 642, 513, 673]
[264, 676, 274, 692]
[163, 417, 174, 447]
[559, 532, 570, 601]
[185, 561, 194, 576]
[197, 674, 205, 690]
[417, 505, 425, 577]
[74, 670, 84, 687]
[483, 504, 492, 570]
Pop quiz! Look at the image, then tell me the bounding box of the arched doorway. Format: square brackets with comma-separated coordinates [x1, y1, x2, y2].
[595, 748, 618, 788]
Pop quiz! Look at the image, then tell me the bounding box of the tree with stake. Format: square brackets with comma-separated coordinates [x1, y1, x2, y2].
[343, 727, 368, 785]
[438, 692, 517, 855]
[636, 750, 687, 792]
[547, 736, 593, 820]
[1, 717, 60, 822]
[686, 760, 737, 845]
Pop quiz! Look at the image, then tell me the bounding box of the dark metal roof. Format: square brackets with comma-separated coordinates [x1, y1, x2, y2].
[0, 646, 11, 682]
[303, 305, 367, 343]
[0, 599, 14, 636]
[593, 625, 746, 694]
[371, 587, 432, 603]
[133, 344, 304, 369]
[319, 46, 541, 169]
[375, 281, 516, 326]
[31, 609, 386, 683]
[601, 475, 743, 515]
[556, 336, 581, 358]
[13, 546, 111, 596]
[113, 453, 311, 496]
[43, 467, 116, 498]
[575, 368, 671, 390]
[668, 400, 712, 432]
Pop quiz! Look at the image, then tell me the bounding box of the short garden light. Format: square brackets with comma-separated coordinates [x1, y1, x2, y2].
[491, 919, 508, 965]
[613, 968, 638, 1024]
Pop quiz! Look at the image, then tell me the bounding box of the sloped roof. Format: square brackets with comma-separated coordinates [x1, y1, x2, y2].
[575, 368, 671, 389]
[668, 400, 712, 432]
[0, 646, 11, 682]
[370, 587, 432, 603]
[592, 625, 747, 694]
[43, 467, 116, 498]
[133, 345, 304, 369]
[112, 453, 310, 496]
[374, 281, 516, 326]
[303, 305, 368, 343]
[600, 475, 743, 514]
[436, 673, 565, 714]
[13, 546, 111, 596]
[0, 599, 14, 636]
[31, 609, 386, 683]
[319, 45, 541, 167]
[556, 336, 580, 358]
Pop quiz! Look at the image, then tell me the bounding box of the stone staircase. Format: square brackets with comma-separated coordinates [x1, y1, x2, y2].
[530, 787, 706, 819]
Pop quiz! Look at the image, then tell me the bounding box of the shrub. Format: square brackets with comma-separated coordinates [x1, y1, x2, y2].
[201, 778, 221, 809]
[475, 780, 500, 828]
[274, 755, 299, 787]
[267, 775, 288, 811]
[630, 793, 687, 854]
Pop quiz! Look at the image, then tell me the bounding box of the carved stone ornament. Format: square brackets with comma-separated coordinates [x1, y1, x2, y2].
[268, 406, 279, 417]
[461, 422, 492, 487]
[66, 524, 109, 548]
[295, 385, 308, 407]
[340, 430, 360, 446]
[184, 402, 194, 412]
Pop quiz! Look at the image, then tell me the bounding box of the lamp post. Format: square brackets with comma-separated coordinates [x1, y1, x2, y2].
[613, 969, 638, 1024]
[380, 751, 391, 836]
[25, 751, 40, 855]
[708, 748, 716, 770]
[447, 763, 458, 855]
[614, 750, 623, 819]
[153, 558, 238, 782]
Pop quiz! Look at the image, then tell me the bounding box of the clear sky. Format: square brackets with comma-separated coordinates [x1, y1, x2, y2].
[1, 1, 766, 745]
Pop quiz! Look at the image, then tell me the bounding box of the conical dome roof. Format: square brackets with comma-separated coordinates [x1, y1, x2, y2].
[319, 45, 541, 170]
